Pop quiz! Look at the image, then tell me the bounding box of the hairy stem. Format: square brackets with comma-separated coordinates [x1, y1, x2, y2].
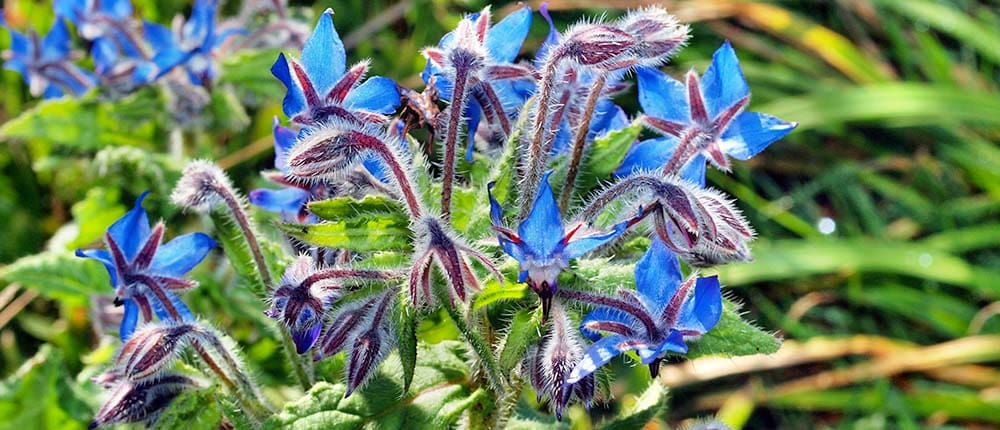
[519, 60, 559, 218]
[280, 328, 315, 391]
[432, 281, 505, 392]
[213, 186, 273, 290]
[578, 174, 665, 221]
[441, 62, 473, 221]
[559, 75, 607, 211]
[191, 339, 271, 423]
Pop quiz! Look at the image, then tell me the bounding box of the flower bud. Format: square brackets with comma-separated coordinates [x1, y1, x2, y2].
[171, 160, 234, 213]
[116, 323, 197, 381]
[266, 255, 343, 353]
[90, 374, 197, 429]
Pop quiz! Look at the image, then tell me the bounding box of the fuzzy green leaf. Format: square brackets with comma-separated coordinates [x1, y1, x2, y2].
[265, 341, 485, 430]
[394, 297, 418, 394]
[152, 387, 223, 430]
[686, 300, 782, 359]
[1, 252, 110, 306]
[278, 217, 412, 253]
[307, 195, 408, 223]
[0, 345, 95, 429]
[498, 308, 542, 372]
[570, 122, 643, 198]
[209, 210, 286, 296]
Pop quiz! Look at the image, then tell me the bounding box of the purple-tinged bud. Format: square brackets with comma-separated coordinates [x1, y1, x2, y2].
[527, 302, 594, 420]
[652, 183, 754, 267]
[616, 6, 689, 68]
[266, 255, 344, 354]
[116, 323, 197, 382]
[409, 216, 502, 307]
[171, 160, 236, 213]
[554, 24, 637, 71]
[344, 292, 396, 396]
[286, 123, 366, 181]
[90, 373, 198, 429]
[313, 298, 374, 361]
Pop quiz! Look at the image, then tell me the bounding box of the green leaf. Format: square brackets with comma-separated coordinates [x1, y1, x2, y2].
[0, 91, 158, 152]
[0, 345, 95, 430]
[67, 187, 126, 250]
[219, 49, 285, 103]
[498, 308, 542, 373]
[278, 217, 412, 253]
[265, 341, 485, 430]
[599, 380, 667, 430]
[1, 252, 110, 306]
[473, 279, 527, 311]
[571, 122, 643, 197]
[152, 387, 223, 430]
[307, 195, 408, 223]
[208, 88, 251, 132]
[394, 297, 418, 394]
[686, 300, 782, 359]
[209, 210, 286, 296]
[506, 403, 568, 430]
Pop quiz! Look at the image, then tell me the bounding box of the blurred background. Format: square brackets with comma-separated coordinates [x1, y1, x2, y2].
[1, 0, 999, 429]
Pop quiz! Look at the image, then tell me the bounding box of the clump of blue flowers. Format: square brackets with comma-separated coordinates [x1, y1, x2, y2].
[7, 2, 798, 427]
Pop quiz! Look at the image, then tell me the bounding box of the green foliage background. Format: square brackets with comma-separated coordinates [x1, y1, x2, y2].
[1, 0, 999, 429]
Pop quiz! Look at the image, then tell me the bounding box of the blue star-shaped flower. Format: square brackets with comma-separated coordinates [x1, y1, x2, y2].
[422, 5, 533, 160]
[271, 9, 400, 126]
[76, 192, 215, 341]
[566, 237, 722, 383]
[489, 172, 637, 318]
[616, 41, 797, 179]
[1, 14, 95, 98]
[54, 0, 140, 54]
[134, 0, 243, 85]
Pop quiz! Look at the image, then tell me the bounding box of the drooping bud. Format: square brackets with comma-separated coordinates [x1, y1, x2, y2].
[115, 323, 197, 381]
[616, 6, 689, 68]
[344, 292, 396, 396]
[90, 373, 198, 429]
[409, 216, 501, 306]
[171, 160, 235, 213]
[527, 302, 594, 420]
[266, 255, 343, 353]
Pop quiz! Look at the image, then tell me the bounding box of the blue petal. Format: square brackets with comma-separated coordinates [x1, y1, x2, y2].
[567, 334, 635, 383]
[248, 187, 310, 218]
[562, 215, 632, 259]
[150, 232, 215, 277]
[589, 101, 626, 139]
[107, 191, 151, 261]
[142, 21, 177, 53]
[119, 299, 139, 341]
[637, 330, 686, 364]
[681, 154, 707, 187]
[463, 99, 482, 161]
[517, 172, 565, 258]
[291, 323, 322, 354]
[42, 18, 73, 60]
[47, 63, 95, 95]
[272, 117, 297, 171]
[580, 306, 641, 342]
[675, 275, 722, 335]
[53, 0, 79, 22]
[301, 10, 345, 95]
[487, 182, 526, 263]
[92, 38, 118, 74]
[719, 111, 796, 160]
[635, 237, 683, 310]
[102, 0, 133, 19]
[485, 5, 531, 63]
[43, 85, 65, 99]
[183, 0, 216, 47]
[534, 2, 560, 63]
[151, 291, 194, 322]
[76, 248, 118, 287]
[271, 53, 306, 117]
[343, 76, 400, 114]
[613, 137, 677, 178]
[700, 41, 750, 119]
[637, 66, 689, 123]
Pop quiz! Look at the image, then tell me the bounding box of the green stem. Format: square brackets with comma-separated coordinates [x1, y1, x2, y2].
[280, 328, 315, 391]
[432, 282, 505, 392]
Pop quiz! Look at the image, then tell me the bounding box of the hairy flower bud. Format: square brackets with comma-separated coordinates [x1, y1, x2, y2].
[527, 302, 594, 420]
[616, 6, 689, 68]
[266, 255, 343, 353]
[90, 373, 198, 429]
[171, 160, 235, 213]
[409, 216, 501, 306]
[116, 323, 197, 381]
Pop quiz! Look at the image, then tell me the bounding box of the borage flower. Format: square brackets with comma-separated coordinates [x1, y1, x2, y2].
[265, 254, 399, 353]
[54, 0, 142, 53]
[421, 5, 534, 159]
[619, 41, 796, 177]
[1, 14, 95, 98]
[76, 192, 215, 340]
[563, 237, 722, 383]
[271, 9, 399, 126]
[89, 373, 198, 429]
[135, 0, 243, 85]
[489, 172, 640, 319]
